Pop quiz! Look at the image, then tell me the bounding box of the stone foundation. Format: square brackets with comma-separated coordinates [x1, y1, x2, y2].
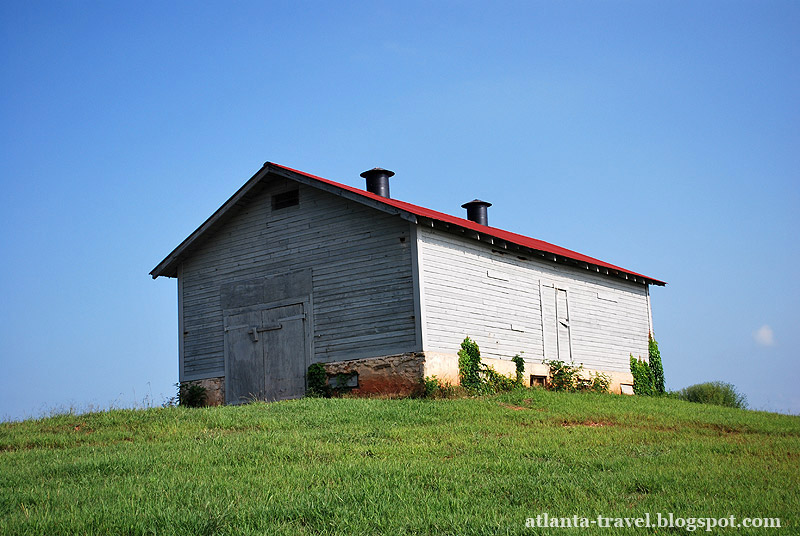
[181, 377, 225, 406]
[321, 352, 425, 396]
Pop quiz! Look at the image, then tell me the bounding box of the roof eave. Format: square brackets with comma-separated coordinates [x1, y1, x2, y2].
[149, 163, 273, 279]
[415, 216, 666, 286]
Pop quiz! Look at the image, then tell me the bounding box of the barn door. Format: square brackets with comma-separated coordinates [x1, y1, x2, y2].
[224, 303, 307, 404]
[555, 289, 572, 362]
[225, 309, 264, 402]
[262, 303, 306, 401]
[540, 282, 573, 362]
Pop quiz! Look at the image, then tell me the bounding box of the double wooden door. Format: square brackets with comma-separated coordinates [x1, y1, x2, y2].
[224, 303, 307, 403]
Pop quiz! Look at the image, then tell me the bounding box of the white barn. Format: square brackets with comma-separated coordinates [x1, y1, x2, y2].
[151, 162, 665, 404]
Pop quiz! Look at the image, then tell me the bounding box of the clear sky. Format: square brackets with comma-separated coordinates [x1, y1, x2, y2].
[1, 1, 798, 420]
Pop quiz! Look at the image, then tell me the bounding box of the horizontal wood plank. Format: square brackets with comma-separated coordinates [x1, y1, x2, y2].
[180, 183, 417, 378]
[418, 227, 650, 371]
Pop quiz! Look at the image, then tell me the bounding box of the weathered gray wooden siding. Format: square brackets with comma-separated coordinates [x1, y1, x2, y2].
[179, 178, 417, 381]
[417, 227, 650, 372]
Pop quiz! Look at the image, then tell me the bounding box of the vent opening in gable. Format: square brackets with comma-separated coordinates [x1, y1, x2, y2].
[272, 189, 299, 210]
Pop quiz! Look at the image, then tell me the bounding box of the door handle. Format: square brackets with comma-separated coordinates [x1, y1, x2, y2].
[249, 323, 282, 342]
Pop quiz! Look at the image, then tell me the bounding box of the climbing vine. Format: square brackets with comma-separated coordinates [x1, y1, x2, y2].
[512, 355, 525, 384]
[649, 334, 665, 395]
[630, 334, 665, 396]
[306, 363, 329, 397]
[630, 355, 655, 396]
[457, 337, 521, 394]
[457, 337, 483, 392]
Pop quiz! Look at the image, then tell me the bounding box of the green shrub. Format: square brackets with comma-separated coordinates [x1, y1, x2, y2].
[630, 355, 655, 396]
[177, 382, 207, 408]
[457, 337, 520, 395]
[629, 336, 666, 397]
[421, 376, 459, 399]
[482, 365, 517, 393]
[649, 334, 665, 395]
[458, 337, 483, 392]
[544, 361, 608, 393]
[677, 381, 747, 409]
[546, 360, 583, 392]
[589, 371, 611, 393]
[307, 363, 329, 398]
[422, 376, 440, 398]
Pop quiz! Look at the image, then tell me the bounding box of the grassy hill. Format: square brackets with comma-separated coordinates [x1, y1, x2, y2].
[1, 389, 798, 535]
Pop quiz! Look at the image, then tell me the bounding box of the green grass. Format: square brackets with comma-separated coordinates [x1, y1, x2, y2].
[1, 390, 798, 535]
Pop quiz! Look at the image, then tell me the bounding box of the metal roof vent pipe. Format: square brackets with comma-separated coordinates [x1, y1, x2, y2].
[361, 167, 395, 198]
[461, 199, 492, 226]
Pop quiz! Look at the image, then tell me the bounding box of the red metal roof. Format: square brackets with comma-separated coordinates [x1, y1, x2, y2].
[270, 163, 665, 286]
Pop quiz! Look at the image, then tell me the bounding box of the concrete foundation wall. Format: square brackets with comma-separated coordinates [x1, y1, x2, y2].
[423, 352, 634, 395]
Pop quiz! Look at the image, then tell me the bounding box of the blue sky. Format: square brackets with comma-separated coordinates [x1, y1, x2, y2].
[1, 1, 798, 419]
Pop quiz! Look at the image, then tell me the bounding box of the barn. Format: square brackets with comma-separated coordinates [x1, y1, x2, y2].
[151, 162, 665, 404]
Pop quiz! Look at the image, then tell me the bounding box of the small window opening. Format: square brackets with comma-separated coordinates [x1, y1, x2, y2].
[530, 375, 547, 388]
[272, 189, 299, 210]
[328, 372, 358, 389]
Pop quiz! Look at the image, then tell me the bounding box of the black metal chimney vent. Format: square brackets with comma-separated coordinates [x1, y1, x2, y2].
[461, 199, 492, 226]
[361, 167, 395, 198]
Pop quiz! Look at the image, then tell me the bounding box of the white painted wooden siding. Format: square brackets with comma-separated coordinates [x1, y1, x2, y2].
[417, 227, 650, 372]
[180, 179, 417, 381]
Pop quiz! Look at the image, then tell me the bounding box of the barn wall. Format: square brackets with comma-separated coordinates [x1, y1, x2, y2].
[179, 177, 417, 381]
[417, 227, 650, 373]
